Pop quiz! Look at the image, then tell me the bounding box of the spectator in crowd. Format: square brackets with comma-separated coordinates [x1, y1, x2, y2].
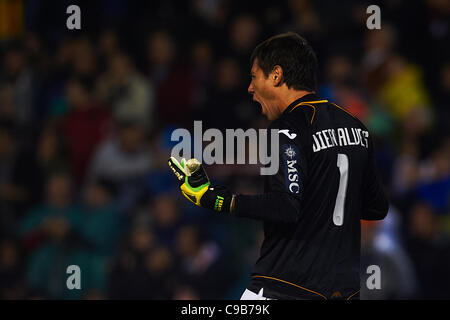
[147, 30, 194, 129]
[0, 44, 36, 144]
[147, 193, 184, 250]
[18, 172, 115, 299]
[75, 178, 123, 298]
[286, 0, 322, 40]
[202, 57, 256, 130]
[227, 14, 261, 68]
[18, 172, 83, 298]
[97, 29, 121, 68]
[320, 54, 370, 123]
[362, 25, 432, 136]
[109, 224, 176, 299]
[144, 126, 180, 198]
[61, 76, 112, 188]
[0, 121, 23, 234]
[97, 52, 154, 128]
[80, 178, 122, 256]
[174, 224, 233, 299]
[189, 40, 214, 111]
[415, 139, 450, 214]
[360, 211, 418, 300]
[0, 238, 26, 299]
[0, 84, 14, 121]
[71, 37, 98, 78]
[433, 62, 450, 130]
[84, 120, 153, 213]
[12, 123, 68, 212]
[405, 203, 450, 299]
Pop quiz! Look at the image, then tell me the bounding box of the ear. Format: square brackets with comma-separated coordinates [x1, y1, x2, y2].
[271, 65, 283, 87]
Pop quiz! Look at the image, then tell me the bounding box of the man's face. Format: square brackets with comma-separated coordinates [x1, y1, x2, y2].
[248, 59, 278, 120]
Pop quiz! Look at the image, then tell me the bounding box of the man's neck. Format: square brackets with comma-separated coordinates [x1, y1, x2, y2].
[277, 90, 314, 114]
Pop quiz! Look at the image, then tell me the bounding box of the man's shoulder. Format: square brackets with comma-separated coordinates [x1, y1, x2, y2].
[270, 109, 310, 133]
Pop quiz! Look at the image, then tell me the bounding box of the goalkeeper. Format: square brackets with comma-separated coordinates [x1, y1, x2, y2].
[169, 32, 388, 300]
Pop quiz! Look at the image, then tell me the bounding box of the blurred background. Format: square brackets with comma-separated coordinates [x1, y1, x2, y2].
[0, 0, 449, 300]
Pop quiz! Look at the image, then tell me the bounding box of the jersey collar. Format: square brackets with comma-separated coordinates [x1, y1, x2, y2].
[283, 93, 327, 115]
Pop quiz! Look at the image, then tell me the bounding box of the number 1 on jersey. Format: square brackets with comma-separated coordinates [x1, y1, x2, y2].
[333, 153, 349, 226]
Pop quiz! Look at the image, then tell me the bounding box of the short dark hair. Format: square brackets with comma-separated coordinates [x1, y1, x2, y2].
[250, 32, 318, 92]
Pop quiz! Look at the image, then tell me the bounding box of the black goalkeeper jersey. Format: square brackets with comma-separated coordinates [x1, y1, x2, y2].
[234, 93, 389, 300]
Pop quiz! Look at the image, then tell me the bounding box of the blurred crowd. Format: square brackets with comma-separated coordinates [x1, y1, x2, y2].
[0, 0, 449, 300]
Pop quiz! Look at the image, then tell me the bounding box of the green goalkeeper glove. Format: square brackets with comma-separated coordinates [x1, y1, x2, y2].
[168, 157, 235, 212]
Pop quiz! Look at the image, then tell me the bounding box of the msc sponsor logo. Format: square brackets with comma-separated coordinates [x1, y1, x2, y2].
[282, 144, 301, 194]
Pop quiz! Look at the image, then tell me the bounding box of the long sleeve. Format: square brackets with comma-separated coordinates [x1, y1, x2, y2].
[233, 120, 307, 224]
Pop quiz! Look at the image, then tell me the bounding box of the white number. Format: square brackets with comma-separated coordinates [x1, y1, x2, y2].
[333, 153, 349, 226]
